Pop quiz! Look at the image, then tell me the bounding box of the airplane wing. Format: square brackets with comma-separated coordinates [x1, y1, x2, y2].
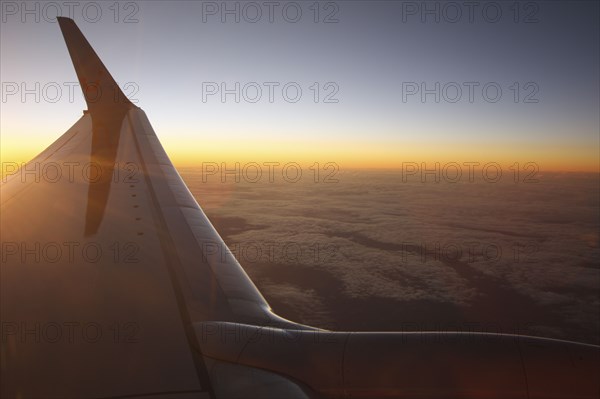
[1, 17, 307, 399]
[1, 17, 598, 399]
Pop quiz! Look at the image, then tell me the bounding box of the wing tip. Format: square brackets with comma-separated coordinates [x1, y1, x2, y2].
[57, 16, 135, 112]
[56, 16, 75, 30]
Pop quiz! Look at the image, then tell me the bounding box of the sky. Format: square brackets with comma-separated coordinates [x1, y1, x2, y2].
[1, 0, 599, 171]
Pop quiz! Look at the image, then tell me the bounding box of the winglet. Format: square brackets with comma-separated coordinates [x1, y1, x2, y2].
[57, 17, 135, 236]
[57, 17, 134, 113]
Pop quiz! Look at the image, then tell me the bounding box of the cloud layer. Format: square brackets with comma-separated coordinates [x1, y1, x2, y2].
[181, 168, 599, 344]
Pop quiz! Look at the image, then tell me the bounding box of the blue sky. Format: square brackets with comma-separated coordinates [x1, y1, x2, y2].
[1, 1, 598, 169]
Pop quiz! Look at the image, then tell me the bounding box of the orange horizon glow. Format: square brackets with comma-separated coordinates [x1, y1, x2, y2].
[2, 139, 598, 175]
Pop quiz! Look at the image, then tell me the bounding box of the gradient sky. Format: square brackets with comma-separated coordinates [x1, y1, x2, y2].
[1, 0, 598, 171]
